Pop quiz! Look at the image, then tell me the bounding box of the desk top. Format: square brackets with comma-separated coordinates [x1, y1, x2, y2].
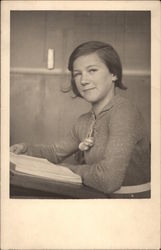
[10, 169, 109, 199]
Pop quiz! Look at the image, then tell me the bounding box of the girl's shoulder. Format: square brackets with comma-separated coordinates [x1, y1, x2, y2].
[113, 94, 139, 114]
[111, 94, 144, 130]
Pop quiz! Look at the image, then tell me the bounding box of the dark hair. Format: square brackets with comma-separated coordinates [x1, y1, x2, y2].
[68, 41, 127, 97]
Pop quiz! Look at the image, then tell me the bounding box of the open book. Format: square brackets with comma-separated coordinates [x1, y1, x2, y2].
[10, 152, 82, 184]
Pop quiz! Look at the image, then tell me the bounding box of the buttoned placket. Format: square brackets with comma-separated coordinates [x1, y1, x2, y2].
[88, 94, 116, 138]
[79, 94, 118, 151]
[87, 111, 96, 138]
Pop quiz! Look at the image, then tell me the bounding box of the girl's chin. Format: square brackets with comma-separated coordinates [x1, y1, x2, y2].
[82, 96, 99, 104]
[80, 91, 100, 103]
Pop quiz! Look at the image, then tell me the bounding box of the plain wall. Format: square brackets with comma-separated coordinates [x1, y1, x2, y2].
[10, 11, 151, 145]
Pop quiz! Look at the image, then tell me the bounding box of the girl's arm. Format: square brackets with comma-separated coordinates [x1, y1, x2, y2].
[66, 104, 143, 194]
[10, 120, 81, 164]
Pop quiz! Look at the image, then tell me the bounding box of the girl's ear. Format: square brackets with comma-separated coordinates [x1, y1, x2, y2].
[112, 74, 118, 82]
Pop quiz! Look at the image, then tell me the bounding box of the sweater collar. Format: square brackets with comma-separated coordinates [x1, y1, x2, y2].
[91, 94, 120, 117]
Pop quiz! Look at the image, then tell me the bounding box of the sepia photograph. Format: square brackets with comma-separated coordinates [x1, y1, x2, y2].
[10, 10, 151, 199]
[1, 1, 160, 249]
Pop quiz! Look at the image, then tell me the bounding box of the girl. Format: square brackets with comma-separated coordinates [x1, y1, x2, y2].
[10, 41, 150, 198]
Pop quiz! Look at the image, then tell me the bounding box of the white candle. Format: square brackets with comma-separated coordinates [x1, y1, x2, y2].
[47, 48, 54, 69]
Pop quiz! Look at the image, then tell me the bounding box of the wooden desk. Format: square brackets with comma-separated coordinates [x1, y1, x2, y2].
[10, 170, 109, 199]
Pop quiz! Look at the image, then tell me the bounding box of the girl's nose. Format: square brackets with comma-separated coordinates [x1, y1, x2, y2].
[80, 73, 89, 86]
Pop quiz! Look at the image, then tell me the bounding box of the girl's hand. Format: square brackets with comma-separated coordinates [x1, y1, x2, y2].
[10, 143, 28, 154]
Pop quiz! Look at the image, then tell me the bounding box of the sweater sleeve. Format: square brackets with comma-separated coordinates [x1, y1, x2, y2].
[24, 119, 81, 164]
[66, 103, 141, 194]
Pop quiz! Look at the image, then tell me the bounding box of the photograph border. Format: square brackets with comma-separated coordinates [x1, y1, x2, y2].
[1, 1, 161, 249]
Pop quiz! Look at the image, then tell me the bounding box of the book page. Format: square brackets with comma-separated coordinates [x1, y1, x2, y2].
[10, 152, 82, 182]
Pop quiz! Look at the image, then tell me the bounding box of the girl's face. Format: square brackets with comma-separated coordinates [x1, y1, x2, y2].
[73, 52, 117, 104]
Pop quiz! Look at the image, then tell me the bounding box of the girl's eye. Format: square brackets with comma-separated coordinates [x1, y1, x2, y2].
[89, 69, 98, 74]
[73, 72, 81, 78]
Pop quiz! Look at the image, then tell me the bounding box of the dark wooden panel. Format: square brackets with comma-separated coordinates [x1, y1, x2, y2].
[10, 11, 46, 68]
[11, 11, 150, 71]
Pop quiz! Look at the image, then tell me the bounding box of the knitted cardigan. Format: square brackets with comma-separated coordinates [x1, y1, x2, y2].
[25, 94, 150, 194]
